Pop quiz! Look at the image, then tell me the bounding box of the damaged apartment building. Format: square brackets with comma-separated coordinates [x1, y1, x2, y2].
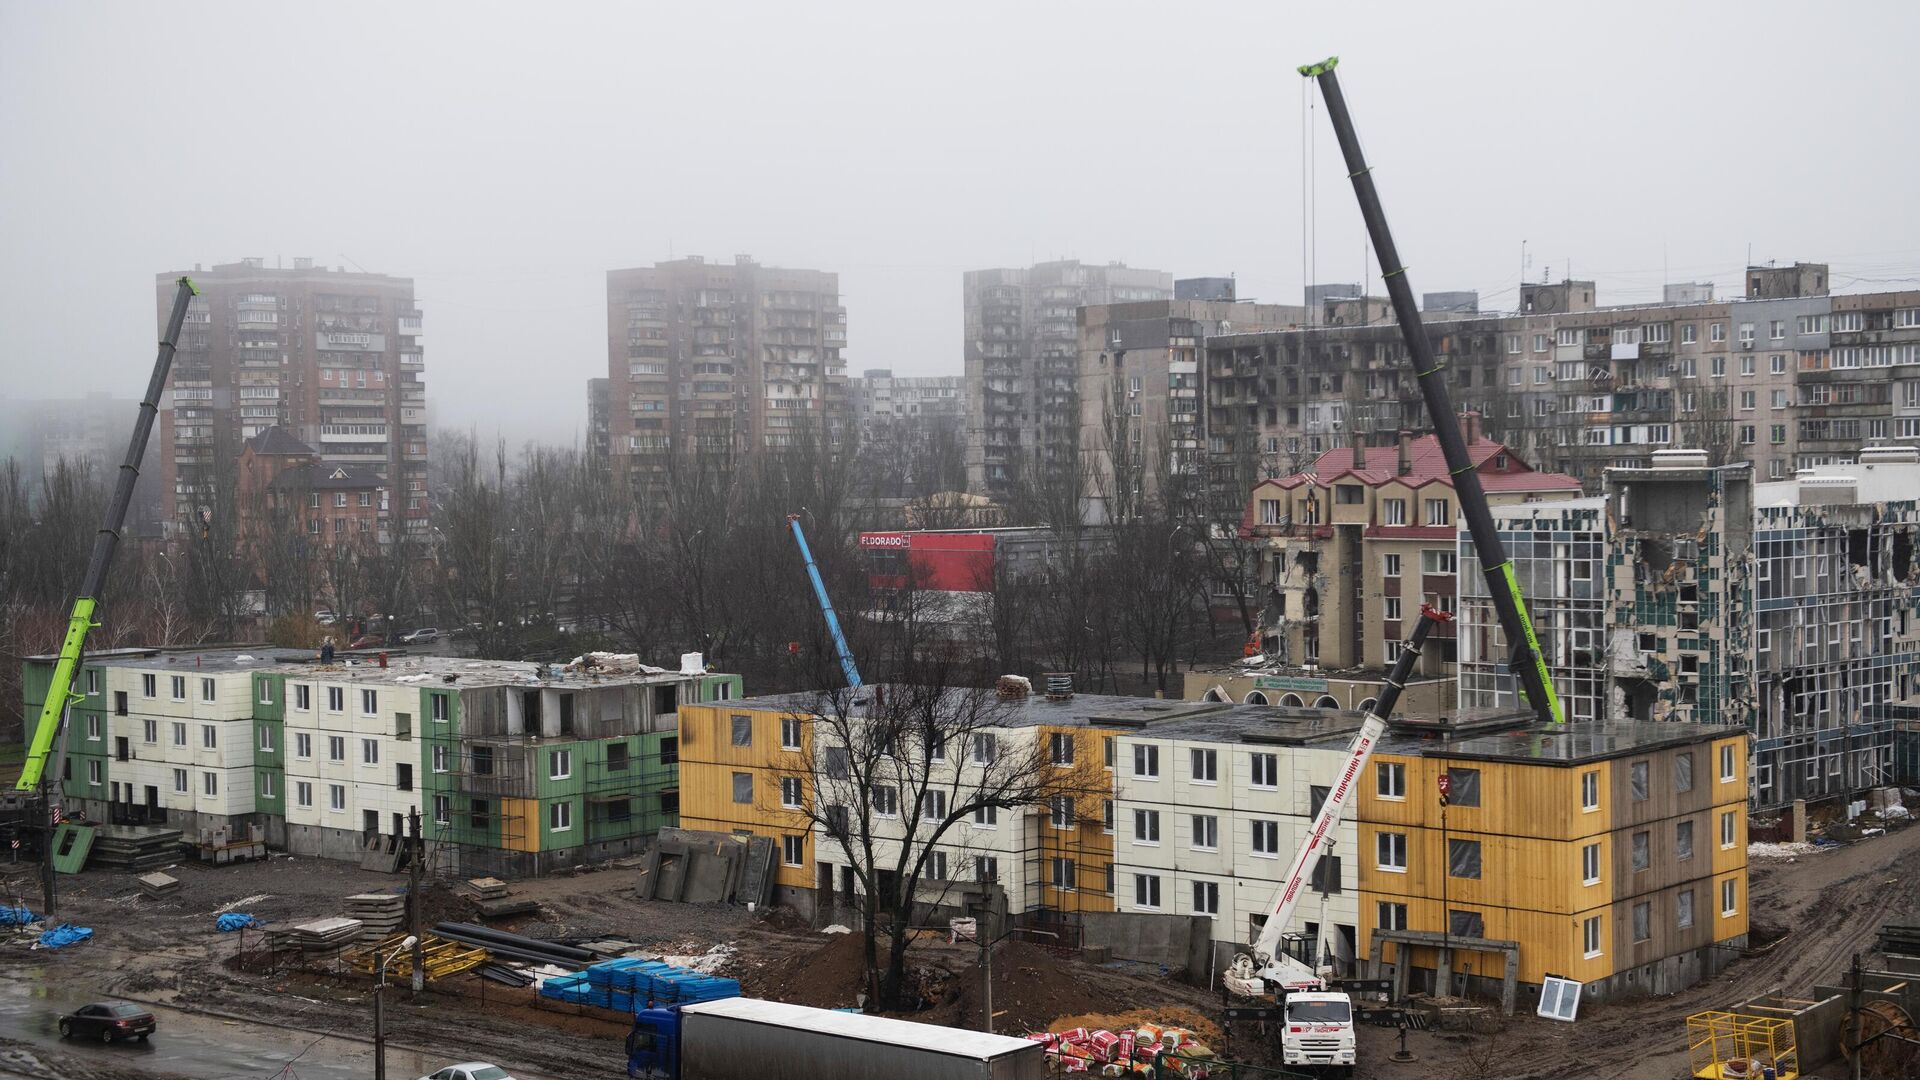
[1603, 448, 1920, 810]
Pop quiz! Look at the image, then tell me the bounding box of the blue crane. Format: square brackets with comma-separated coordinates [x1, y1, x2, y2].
[787, 515, 863, 690]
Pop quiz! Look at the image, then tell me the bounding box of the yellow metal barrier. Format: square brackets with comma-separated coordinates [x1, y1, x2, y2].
[1686, 1011, 1799, 1080]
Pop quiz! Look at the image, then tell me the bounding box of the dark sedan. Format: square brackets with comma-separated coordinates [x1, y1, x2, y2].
[59, 1001, 155, 1043]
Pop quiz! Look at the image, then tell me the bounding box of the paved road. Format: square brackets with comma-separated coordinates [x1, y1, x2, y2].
[0, 972, 561, 1080]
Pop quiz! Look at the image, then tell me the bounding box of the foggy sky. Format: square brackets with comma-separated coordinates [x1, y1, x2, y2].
[4, 1, 1919, 447]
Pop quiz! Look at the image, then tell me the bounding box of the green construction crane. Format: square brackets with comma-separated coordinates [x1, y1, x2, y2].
[17, 277, 197, 908]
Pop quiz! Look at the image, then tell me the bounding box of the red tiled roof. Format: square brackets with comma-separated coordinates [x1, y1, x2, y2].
[1301, 434, 1580, 494]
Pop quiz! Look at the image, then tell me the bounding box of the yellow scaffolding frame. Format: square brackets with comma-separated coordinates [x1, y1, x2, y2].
[1686, 1011, 1799, 1080]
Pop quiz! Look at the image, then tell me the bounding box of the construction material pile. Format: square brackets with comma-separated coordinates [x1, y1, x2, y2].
[345, 893, 406, 940]
[542, 957, 741, 1012]
[267, 917, 364, 961]
[345, 933, 489, 981]
[137, 872, 180, 899]
[1027, 1022, 1216, 1077]
[90, 825, 184, 871]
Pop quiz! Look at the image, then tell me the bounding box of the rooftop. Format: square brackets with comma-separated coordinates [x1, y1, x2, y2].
[1383, 720, 1743, 767]
[30, 647, 716, 690]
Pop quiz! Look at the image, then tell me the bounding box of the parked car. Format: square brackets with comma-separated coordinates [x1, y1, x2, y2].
[59, 1001, 155, 1042]
[416, 1065, 515, 1080]
[314, 609, 338, 626]
[348, 634, 386, 649]
[400, 627, 440, 644]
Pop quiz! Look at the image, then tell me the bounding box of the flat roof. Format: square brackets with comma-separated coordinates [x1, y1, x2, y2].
[1382, 720, 1743, 767]
[718, 686, 1233, 730]
[27, 647, 717, 691]
[680, 997, 1040, 1060]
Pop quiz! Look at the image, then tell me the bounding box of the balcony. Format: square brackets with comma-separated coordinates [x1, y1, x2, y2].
[401, 352, 423, 369]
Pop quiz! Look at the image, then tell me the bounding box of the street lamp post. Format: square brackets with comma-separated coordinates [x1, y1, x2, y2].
[374, 934, 419, 1080]
[980, 926, 1056, 1034]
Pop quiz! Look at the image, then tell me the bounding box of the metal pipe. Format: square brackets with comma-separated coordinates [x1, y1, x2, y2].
[1299, 57, 1562, 725]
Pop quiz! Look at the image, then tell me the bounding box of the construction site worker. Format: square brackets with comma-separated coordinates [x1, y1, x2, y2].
[319, 637, 335, 664]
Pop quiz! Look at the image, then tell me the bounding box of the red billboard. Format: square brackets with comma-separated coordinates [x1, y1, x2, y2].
[860, 532, 997, 593]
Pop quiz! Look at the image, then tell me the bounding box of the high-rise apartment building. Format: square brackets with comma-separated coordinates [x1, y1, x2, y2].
[963, 261, 1171, 496]
[848, 368, 964, 430]
[605, 255, 847, 494]
[1076, 297, 1305, 520]
[157, 259, 427, 536]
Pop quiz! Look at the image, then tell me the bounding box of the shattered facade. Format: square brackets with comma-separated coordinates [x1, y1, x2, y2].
[1603, 453, 1920, 809]
[1456, 499, 1609, 722]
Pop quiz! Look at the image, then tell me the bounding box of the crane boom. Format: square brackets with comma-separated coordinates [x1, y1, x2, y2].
[1299, 56, 1563, 725]
[1228, 607, 1450, 994]
[788, 515, 863, 690]
[20, 276, 198, 796]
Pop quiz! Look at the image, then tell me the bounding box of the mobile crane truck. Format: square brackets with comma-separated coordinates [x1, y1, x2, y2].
[6, 277, 198, 915]
[1220, 59, 1565, 1076]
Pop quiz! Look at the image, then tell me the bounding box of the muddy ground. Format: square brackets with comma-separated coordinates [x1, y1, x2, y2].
[1, 820, 1914, 1080]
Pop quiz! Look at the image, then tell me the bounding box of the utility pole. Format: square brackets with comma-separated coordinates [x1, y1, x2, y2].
[1851, 951, 1864, 1080]
[1438, 771, 1452, 996]
[408, 808, 424, 993]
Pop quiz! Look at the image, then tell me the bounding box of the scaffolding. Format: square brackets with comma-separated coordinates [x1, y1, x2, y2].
[1458, 499, 1607, 721]
[1685, 1011, 1799, 1080]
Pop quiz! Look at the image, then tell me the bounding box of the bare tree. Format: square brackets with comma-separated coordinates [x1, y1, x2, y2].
[783, 664, 1106, 1009]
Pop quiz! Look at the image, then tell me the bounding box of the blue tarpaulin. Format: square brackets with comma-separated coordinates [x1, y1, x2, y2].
[216, 913, 260, 932]
[38, 924, 92, 949]
[0, 906, 35, 926]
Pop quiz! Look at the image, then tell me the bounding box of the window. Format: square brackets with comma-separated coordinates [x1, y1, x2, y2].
[1134, 809, 1161, 845]
[1582, 842, 1601, 885]
[1677, 820, 1694, 861]
[430, 694, 448, 723]
[360, 689, 377, 716]
[1049, 732, 1074, 765]
[1377, 761, 1406, 799]
[431, 744, 448, 772]
[1102, 736, 1114, 768]
[296, 781, 313, 808]
[920, 790, 947, 822]
[972, 733, 997, 765]
[1770, 320, 1785, 341]
[1677, 889, 1695, 929]
[1675, 752, 1695, 793]
[1719, 744, 1735, 782]
[353, 738, 375, 766]
[142, 718, 156, 744]
[1378, 901, 1408, 931]
[1133, 744, 1159, 778]
[291, 732, 311, 761]
[1721, 810, 1737, 848]
[1422, 550, 1457, 575]
[1445, 767, 1480, 806]
[170, 675, 186, 701]
[1102, 799, 1114, 832]
[1742, 356, 1755, 376]
[730, 714, 752, 746]
[172, 768, 187, 793]
[1133, 874, 1162, 909]
[976, 856, 999, 883]
[201, 724, 217, 749]
[548, 748, 571, 780]
[329, 784, 346, 811]
[171, 722, 186, 747]
[328, 735, 345, 762]
[1193, 881, 1219, 915]
[202, 771, 218, 798]
[1721, 878, 1738, 916]
[1251, 819, 1280, 857]
[1583, 915, 1603, 958]
[1449, 910, 1484, 938]
[1383, 553, 1401, 578]
[1377, 831, 1407, 871]
[779, 717, 802, 750]
[1448, 838, 1481, 879]
[782, 835, 805, 866]
[257, 724, 275, 753]
[257, 680, 273, 705]
[550, 801, 572, 833]
[1681, 324, 1697, 345]
[142, 673, 156, 698]
[973, 803, 997, 827]
[87, 759, 102, 786]
[776, 776, 803, 809]
[1506, 334, 1521, 354]
[1190, 748, 1218, 783]
[200, 677, 216, 703]
[1557, 327, 1579, 346]
[1630, 760, 1649, 801]
[1632, 901, 1651, 943]
[1250, 752, 1278, 788]
[85, 715, 101, 741]
[1424, 498, 1451, 526]
[1711, 356, 1726, 377]
[1384, 597, 1402, 622]
[872, 785, 898, 817]
[731, 771, 752, 804]
[1051, 857, 1075, 890]
[1382, 499, 1408, 526]
[1771, 354, 1787, 375]
[1740, 390, 1755, 410]
[1049, 795, 1074, 829]
[326, 686, 344, 712]
[1632, 830, 1650, 871]
[1192, 814, 1218, 850]
[295, 684, 311, 711]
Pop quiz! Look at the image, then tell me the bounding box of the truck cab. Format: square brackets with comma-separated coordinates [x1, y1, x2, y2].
[1280, 991, 1355, 1076]
[627, 1008, 682, 1079]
